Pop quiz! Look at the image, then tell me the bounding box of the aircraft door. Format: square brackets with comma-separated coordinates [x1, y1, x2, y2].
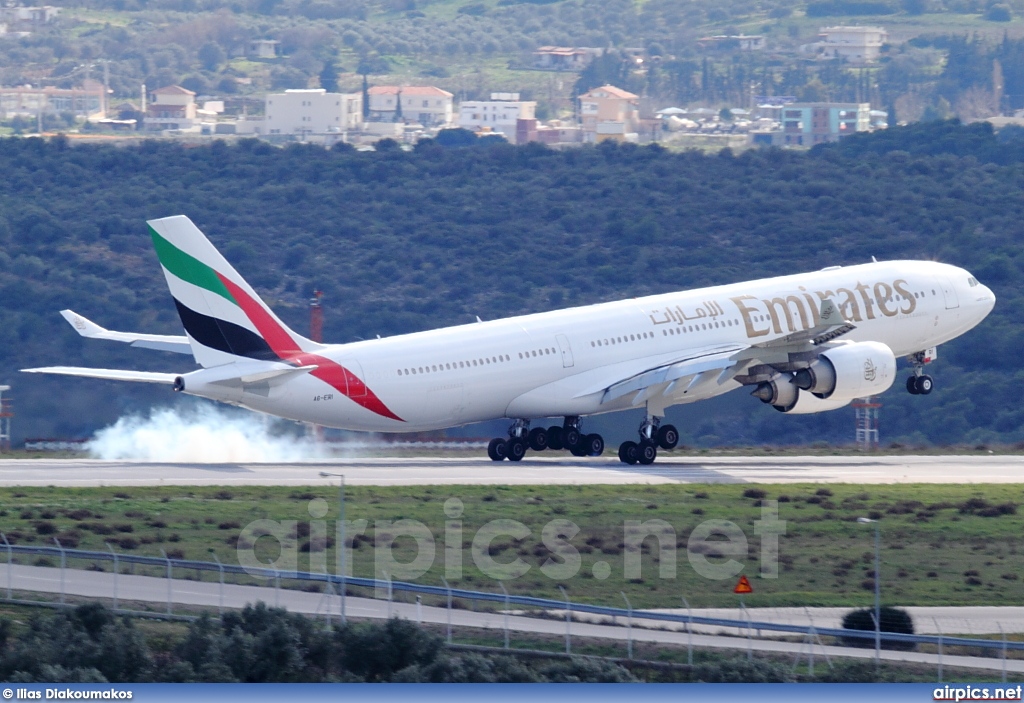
[940, 278, 960, 310]
[556, 334, 574, 368]
[339, 359, 367, 398]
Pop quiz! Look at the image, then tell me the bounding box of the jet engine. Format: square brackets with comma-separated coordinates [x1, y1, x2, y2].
[792, 341, 896, 401]
[751, 374, 799, 412]
[778, 393, 851, 414]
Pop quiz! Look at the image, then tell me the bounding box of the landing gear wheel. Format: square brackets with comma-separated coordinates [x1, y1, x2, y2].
[563, 428, 582, 451]
[584, 433, 605, 457]
[487, 438, 507, 461]
[506, 438, 526, 462]
[656, 424, 679, 450]
[906, 375, 920, 395]
[916, 375, 934, 395]
[618, 441, 639, 465]
[546, 426, 564, 450]
[637, 441, 657, 465]
[528, 427, 548, 452]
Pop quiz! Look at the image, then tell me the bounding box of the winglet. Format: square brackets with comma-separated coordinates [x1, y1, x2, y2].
[818, 298, 842, 325]
[811, 298, 856, 345]
[60, 310, 107, 338]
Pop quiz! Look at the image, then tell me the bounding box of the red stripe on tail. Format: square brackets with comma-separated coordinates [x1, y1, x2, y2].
[216, 273, 404, 422]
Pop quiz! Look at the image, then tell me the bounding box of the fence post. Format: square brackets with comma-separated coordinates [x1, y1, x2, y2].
[159, 549, 172, 616]
[933, 617, 942, 683]
[106, 543, 118, 612]
[999, 622, 1007, 683]
[416, 595, 422, 624]
[621, 592, 633, 660]
[211, 553, 224, 616]
[499, 582, 510, 650]
[2, 533, 11, 601]
[682, 595, 693, 666]
[740, 601, 752, 662]
[54, 538, 65, 606]
[274, 568, 280, 608]
[558, 585, 571, 655]
[442, 578, 452, 645]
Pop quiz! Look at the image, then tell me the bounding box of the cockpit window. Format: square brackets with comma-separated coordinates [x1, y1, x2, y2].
[968, 277, 978, 287]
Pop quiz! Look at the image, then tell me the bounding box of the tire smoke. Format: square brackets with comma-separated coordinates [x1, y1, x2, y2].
[86, 405, 328, 462]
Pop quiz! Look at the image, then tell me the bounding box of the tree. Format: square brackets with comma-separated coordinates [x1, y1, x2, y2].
[394, 88, 403, 121]
[362, 74, 370, 119]
[198, 42, 226, 72]
[319, 60, 340, 93]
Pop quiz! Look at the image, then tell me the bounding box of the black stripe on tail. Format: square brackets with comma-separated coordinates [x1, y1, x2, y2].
[173, 298, 279, 361]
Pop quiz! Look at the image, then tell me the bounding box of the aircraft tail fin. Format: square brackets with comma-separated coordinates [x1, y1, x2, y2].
[147, 215, 318, 368]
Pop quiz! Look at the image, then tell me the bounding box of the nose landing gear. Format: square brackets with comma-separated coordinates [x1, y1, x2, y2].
[906, 348, 936, 396]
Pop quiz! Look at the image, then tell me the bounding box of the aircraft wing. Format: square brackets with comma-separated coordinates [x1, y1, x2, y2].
[21, 367, 180, 384]
[60, 310, 192, 355]
[598, 345, 750, 404]
[581, 301, 855, 408]
[755, 298, 856, 348]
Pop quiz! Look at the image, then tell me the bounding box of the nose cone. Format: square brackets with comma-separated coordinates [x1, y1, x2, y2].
[976, 281, 996, 320]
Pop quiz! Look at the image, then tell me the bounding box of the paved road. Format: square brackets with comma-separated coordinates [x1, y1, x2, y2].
[1, 455, 1022, 486]
[3, 564, 1022, 674]
[586, 606, 1024, 636]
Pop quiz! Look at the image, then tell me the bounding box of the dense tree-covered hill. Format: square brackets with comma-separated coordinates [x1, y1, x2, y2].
[1, 121, 1021, 446]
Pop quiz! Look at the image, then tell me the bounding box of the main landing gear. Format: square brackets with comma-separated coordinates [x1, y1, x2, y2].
[487, 417, 605, 461]
[906, 349, 935, 396]
[618, 417, 678, 466]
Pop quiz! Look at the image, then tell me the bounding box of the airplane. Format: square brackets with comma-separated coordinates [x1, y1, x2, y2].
[23, 215, 995, 464]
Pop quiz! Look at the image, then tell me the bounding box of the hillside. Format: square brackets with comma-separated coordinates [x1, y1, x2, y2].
[1, 121, 1022, 446]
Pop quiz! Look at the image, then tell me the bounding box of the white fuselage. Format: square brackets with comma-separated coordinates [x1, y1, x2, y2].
[191, 261, 994, 432]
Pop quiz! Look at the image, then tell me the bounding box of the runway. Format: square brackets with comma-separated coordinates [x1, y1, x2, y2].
[0, 454, 1022, 486]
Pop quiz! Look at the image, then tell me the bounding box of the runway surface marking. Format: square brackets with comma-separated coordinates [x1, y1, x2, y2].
[0, 455, 1022, 486]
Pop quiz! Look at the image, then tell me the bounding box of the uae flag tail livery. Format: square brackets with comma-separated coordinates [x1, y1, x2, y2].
[148, 215, 318, 368]
[23, 215, 403, 425]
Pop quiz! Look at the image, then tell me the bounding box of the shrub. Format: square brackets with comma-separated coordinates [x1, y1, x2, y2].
[841, 606, 915, 650]
[743, 489, 767, 499]
[692, 656, 794, 682]
[35, 521, 57, 535]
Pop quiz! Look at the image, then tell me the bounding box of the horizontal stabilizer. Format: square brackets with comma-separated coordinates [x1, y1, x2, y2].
[237, 364, 317, 385]
[60, 310, 192, 355]
[21, 366, 179, 384]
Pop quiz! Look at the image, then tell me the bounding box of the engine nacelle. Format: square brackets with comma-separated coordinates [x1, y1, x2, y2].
[792, 341, 896, 401]
[774, 393, 851, 414]
[751, 374, 799, 412]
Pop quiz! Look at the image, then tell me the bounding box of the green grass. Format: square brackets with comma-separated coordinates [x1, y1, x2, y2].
[2, 483, 1024, 611]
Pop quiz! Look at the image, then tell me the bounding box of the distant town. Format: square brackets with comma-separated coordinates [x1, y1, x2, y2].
[0, 14, 971, 150]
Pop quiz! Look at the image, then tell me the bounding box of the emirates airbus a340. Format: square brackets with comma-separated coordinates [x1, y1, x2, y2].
[25, 215, 995, 464]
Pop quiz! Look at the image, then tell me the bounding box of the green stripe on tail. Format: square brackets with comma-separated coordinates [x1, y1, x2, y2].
[148, 225, 235, 304]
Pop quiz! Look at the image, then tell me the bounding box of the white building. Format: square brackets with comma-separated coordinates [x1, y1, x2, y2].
[817, 26, 887, 63]
[144, 85, 197, 132]
[264, 89, 362, 136]
[458, 93, 536, 143]
[367, 86, 453, 127]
